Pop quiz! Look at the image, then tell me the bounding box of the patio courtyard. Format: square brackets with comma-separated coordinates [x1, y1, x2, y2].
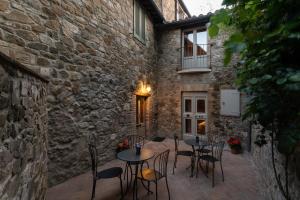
[1, 0, 299, 200]
[46, 139, 263, 200]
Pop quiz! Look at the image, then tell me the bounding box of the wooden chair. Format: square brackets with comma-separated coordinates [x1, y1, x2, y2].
[138, 149, 170, 200]
[197, 140, 225, 187]
[173, 135, 195, 175]
[88, 143, 123, 200]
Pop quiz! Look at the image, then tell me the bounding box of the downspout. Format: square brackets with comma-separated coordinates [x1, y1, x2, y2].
[175, 0, 178, 21]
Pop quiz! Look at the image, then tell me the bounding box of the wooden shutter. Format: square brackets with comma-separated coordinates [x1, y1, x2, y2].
[220, 89, 240, 117]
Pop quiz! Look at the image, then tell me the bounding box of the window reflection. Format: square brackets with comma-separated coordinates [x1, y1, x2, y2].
[185, 119, 192, 134]
[184, 31, 194, 57]
[185, 99, 192, 112]
[197, 99, 205, 113]
[196, 30, 207, 56]
[197, 120, 206, 135]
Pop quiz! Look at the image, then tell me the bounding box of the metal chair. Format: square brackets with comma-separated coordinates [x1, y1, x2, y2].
[138, 149, 171, 200]
[173, 135, 195, 175]
[127, 134, 145, 148]
[197, 140, 225, 187]
[88, 143, 123, 200]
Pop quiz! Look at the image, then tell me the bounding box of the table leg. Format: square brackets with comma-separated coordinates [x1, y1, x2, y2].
[191, 155, 195, 177]
[133, 164, 138, 200]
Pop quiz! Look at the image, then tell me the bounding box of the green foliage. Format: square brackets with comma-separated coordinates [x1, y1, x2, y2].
[210, 0, 300, 155]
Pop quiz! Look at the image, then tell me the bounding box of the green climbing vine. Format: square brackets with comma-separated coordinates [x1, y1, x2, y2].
[209, 0, 300, 199]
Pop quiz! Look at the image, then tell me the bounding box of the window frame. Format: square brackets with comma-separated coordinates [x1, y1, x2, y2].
[134, 0, 146, 43]
[182, 28, 208, 58]
[181, 27, 209, 69]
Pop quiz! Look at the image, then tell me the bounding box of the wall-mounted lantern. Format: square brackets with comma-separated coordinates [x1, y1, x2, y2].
[135, 81, 151, 97]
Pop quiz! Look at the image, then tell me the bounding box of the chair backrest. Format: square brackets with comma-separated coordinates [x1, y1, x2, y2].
[174, 134, 179, 152]
[211, 141, 225, 160]
[88, 142, 98, 177]
[153, 149, 170, 179]
[126, 134, 145, 149]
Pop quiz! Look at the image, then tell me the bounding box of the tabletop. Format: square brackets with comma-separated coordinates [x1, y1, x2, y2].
[117, 148, 155, 163]
[184, 138, 210, 147]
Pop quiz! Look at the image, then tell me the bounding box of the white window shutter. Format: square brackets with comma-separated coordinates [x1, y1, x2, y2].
[220, 89, 240, 116]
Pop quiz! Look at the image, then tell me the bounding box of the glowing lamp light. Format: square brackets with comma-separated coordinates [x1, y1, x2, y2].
[146, 86, 151, 93]
[136, 81, 152, 97]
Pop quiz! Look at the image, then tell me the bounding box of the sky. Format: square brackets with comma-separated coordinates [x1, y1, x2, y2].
[183, 0, 224, 16]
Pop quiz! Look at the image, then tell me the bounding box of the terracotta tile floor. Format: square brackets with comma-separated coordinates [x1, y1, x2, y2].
[46, 139, 264, 200]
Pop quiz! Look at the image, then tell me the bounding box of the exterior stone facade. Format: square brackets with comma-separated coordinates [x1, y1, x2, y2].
[0, 0, 247, 187]
[2, 3, 294, 200]
[0, 0, 158, 186]
[0, 53, 48, 200]
[154, 0, 189, 22]
[251, 125, 300, 200]
[156, 28, 249, 143]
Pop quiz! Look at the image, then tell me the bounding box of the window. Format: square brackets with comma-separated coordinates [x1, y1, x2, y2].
[136, 96, 146, 125]
[134, 0, 146, 42]
[182, 29, 209, 69]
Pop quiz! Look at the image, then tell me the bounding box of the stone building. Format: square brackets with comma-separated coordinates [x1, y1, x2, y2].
[0, 0, 245, 187]
[0, 52, 48, 200]
[1, 0, 298, 200]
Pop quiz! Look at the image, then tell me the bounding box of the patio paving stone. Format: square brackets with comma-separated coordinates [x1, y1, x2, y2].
[46, 139, 264, 200]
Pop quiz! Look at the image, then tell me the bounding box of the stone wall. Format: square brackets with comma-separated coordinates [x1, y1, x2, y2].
[163, 0, 176, 22]
[0, 0, 158, 185]
[251, 125, 300, 200]
[153, 0, 176, 22]
[156, 28, 249, 141]
[0, 53, 48, 200]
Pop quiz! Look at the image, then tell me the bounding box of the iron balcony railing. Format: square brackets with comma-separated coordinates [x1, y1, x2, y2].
[178, 44, 212, 71]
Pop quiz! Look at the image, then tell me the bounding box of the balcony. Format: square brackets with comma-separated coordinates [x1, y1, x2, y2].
[178, 43, 211, 73]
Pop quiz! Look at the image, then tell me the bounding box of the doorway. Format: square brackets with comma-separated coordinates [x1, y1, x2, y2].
[182, 92, 207, 138]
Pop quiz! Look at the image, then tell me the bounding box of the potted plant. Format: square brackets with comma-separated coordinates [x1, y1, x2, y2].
[227, 137, 242, 154]
[116, 138, 129, 153]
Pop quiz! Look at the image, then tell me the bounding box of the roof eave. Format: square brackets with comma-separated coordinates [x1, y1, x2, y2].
[155, 14, 212, 31]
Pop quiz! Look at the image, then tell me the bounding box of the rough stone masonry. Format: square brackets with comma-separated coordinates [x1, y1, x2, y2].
[0, 52, 48, 200]
[0, 0, 158, 186]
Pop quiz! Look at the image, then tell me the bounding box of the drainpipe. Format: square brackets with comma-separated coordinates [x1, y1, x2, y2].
[175, 0, 178, 21]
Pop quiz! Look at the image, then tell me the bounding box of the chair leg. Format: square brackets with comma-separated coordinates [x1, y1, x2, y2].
[123, 162, 128, 180]
[141, 179, 152, 194]
[91, 179, 96, 200]
[165, 177, 171, 200]
[206, 160, 209, 174]
[129, 164, 133, 188]
[220, 161, 224, 182]
[147, 181, 151, 194]
[190, 156, 195, 177]
[173, 155, 177, 174]
[119, 176, 124, 200]
[155, 181, 158, 200]
[196, 156, 199, 178]
[212, 162, 215, 188]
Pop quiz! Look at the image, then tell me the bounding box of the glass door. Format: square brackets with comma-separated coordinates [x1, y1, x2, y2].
[183, 96, 193, 135]
[182, 29, 208, 69]
[182, 92, 207, 138]
[195, 96, 207, 136]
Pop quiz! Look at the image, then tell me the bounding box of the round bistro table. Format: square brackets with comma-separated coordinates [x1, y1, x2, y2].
[184, 138, 210, 147]
[184, 138, 210, 177]
[117, 148, 155, 200]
